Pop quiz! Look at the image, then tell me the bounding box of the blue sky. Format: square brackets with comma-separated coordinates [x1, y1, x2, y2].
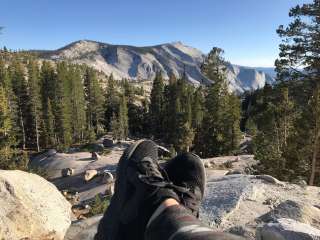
[0, 0, 309, 67]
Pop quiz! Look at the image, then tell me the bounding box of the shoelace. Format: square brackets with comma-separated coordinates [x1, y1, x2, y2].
[138, 157, 190, 191]
[163, 168, 201, 216]
[136, 152, 200, 215]
[180, 188, 200, 215]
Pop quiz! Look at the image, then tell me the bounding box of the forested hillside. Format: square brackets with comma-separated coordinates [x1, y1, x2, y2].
[242, 0, 320, 186]
[0, 47, 242, 169]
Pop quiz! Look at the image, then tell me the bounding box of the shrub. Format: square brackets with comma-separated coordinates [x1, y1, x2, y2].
[223, 161, 233, 169]
[89, 194, 110, 216]
[28, 166, 49, 179]
[0, 148, 29, 170]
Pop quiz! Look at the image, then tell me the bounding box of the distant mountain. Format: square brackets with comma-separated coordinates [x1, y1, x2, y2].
[255, 67, 277, 78]
[37, 40, 275, 93]
[227, 65, 276, 92]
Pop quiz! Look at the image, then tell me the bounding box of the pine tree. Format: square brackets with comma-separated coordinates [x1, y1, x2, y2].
[163, 78, 178, 142]
[149, 72, 164, 139]
[110, 93, 129, 141]
[173, 113, 195, 152]
[128, 102, 147, 136]
[54, 62, 72, 148]
[161, 74, 197, 152]
[69, 65, 86, 143]
[191, 87, 204, 129]
[110, 113, 121, 141]
[252, 84, 295, 180]
[84, 67, 104, 136]
[0, 85, 15, 169]
[9, 60, 30, 149]
[0, 83, 28, 170]
[0, 60, 18, 143]
[27, 59, 42, 151]
[40, 61, 56, 147]
[104, 74, 119, 131]
[195, 47, 241, 157]
[0, 85, 14, 150]
[276, 0, 320, 185]
[225, 94, 242, 153]
[118, 94, 129, 140]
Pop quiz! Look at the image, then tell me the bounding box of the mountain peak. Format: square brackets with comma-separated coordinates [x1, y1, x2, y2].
[40, 40, 275, 93]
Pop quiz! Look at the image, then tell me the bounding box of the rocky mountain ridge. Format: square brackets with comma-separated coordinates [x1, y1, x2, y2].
[37, 40, 275, 93]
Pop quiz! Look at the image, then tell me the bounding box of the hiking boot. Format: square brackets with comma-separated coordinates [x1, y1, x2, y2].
[164, 152, 206, 217]
[94, 140, 179, 240]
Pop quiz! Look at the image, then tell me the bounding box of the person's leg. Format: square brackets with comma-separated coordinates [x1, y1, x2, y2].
[145, 199, 243, 240]
[144, 153, 244, 240]
[94, 140, 180, 240]
[95, 142, 244, 240]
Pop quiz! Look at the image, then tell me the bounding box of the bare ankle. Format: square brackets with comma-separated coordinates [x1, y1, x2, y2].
[147, 198, 179, 227]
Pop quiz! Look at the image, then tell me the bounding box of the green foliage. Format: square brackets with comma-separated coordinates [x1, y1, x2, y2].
[69, 65, 87, 143]
[245, 118, 257, 136]
[149, 72, 165, 139]
[84, 67, 104, 135]
[27, 59, 42, 151]
[0, 148, 29, 170]
[89, 195, 110, 216]
[80, 143, 104, 153]
[28, 166, 49, 179]
[110, 94, 129, 141]
[128, 101, 148, 136]
[277, 0, 320, 186]
[145, 57, 241, 156]
[244, 83, 296, 180]
[104, 74, 119, 131]
[100, 149, 111, 156]
[40, 62, 56, 147]
[244, 0, 320, 185]
[223, 161, 233, 169]
[195, 48, 241, 157]
[0, 85, 14, 148]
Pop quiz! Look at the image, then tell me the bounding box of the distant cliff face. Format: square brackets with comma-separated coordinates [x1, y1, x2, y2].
[39, 40, 275, 93]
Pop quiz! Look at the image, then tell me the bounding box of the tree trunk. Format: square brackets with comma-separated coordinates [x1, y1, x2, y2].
[309, 84, 320, 186]
[19, 108, 26, 150]
[33, 104, 40, 152]
[35, 116, 40, 152]
[309, 130, 320, 186]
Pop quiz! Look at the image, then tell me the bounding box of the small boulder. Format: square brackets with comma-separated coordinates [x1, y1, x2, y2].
[105, 184, 114, 196]
[61, 168, 75, 177]
[292, 179, 308, 187]
[62, 190, 80, 205]
[72, 204, 91, 219]
[204, 162, 212, 168]
[263, 197, 281, 206]
[210, 160, 216, 166]
[256, 218, 320, 240]
[46, 148, 57, 157]
[255, 175, 285, 186]
[91, 152, 101, 161]
[103, 138, 115, 148]
[100, 171, 114, 184]
[84, 169, 98, 182]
